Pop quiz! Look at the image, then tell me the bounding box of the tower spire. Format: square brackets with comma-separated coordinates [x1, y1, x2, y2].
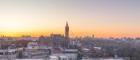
[65, 21, 69, 39]
[66, 21, 68, 25]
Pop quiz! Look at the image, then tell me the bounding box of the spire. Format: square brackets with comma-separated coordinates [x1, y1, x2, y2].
[66, 21, 68, 27]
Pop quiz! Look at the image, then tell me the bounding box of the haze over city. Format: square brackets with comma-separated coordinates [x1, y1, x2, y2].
[0, 0, 139, 38]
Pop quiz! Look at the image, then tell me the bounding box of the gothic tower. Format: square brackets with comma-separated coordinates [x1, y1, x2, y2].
[65, 22, 69, 39]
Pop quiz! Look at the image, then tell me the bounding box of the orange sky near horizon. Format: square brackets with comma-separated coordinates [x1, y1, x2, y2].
[0, 29, 139, 38]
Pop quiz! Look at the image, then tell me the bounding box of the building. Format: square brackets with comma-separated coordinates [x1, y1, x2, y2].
[64, 22, 70, 48]
[0, 45, 19, 60]
[23, 41, 51, 59]
[65, 22, 69, 39]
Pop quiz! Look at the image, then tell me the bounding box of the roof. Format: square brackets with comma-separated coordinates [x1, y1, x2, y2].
[15, 59, 44, 60]
[49, 56, 58, 58]
[64, 49, 78, 52]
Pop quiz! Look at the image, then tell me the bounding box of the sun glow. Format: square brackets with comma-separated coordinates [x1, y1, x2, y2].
[0, 20, 26, 32]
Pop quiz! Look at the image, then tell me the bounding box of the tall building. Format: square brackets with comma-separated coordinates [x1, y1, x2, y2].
[65, 22, 69, 39]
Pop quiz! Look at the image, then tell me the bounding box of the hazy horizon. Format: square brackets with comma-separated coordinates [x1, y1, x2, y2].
[0, 0, 139, 38]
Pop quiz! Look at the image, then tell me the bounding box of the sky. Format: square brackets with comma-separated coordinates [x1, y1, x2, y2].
[0, 0, 139, 38]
